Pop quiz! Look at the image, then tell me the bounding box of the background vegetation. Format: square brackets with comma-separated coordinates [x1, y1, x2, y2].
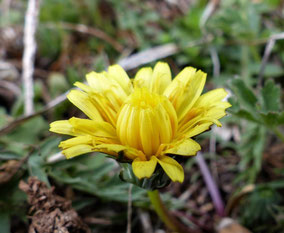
[0, 0, 283, 232]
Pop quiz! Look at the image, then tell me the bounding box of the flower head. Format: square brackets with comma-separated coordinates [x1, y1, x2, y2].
[50, 62, 231, 183]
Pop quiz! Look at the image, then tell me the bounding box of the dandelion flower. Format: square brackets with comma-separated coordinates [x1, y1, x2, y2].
[50, 62, 231, 183]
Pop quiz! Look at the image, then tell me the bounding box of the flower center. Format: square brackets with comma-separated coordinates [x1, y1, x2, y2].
[116, 88, 178, 158]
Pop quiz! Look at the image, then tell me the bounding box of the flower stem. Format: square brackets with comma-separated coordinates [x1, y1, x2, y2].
[147, 190, 200, 233]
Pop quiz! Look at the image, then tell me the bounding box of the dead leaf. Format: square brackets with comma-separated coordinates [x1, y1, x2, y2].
[19, 177, 90, 233]
[217, 218, 251, 233]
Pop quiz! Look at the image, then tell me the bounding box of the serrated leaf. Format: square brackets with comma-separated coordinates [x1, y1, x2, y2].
[261, 80, 281, 113]
[252, 127, 266, 173]
[260, 112, 284, 126]
[231, 79, 258, 111]
[238, 123, 266, 183]
[229, 109, 260, 123]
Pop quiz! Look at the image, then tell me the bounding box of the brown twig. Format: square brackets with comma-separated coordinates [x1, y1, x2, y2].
[43, 22, 123, 53]
[84, 217, 112, 225]
[0, 147, 35, 184]
[0, 80, 21, 96]
[0, 90, 69, 136]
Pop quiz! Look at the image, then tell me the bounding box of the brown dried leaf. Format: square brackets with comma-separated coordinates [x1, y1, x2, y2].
[19, 177, 90, 233]
[217, 218, 252, 233]
[0, 160, 22, 184]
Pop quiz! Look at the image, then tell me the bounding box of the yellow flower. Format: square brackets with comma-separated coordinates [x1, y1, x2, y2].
[50, 62, 231, 183]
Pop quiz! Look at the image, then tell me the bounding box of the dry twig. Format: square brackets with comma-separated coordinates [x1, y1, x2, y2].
[44, 22, 123, 52]
[0, 148, 34, 184]
[0, 90, 68, 136]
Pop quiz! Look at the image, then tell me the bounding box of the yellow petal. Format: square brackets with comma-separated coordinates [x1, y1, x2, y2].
[157, 156, 184, 182]
[88, 92, 118, 127]
[59, 135, 93, 149]
[85, 71, 106, 91]
[108, 64, 133, 95]
[163, 138, 201, 156]
[132, 156, 158, 179]
[193, 88, 229, 108]
[178, 113, 222, 136]
[125, 106, 141, 149]
[86, 71, 127, 111]
[94, 144, 146, 160]
[153, 103, 172, 143]
[74, 82, 93, 93]
[169, 67, 197, 86]
[206, 107, 229, 121]
[160, 96, 178, 138]
[133, 67, 153, 89]
[139, 108, 160, 157]
[67, 90, 103, 121]
[68, 117, 117, 139]
[150, 62, 171, 94]
[184, 122, 212, 138]
[116, 104, 131, 146]
[177, 88, 231, 132]
[178, 102, 230, 137]
[163, 67, 197, 108]
[49, 120, 79, 136]
[176, 70, 207, 122]
[62, 144, 93, 159]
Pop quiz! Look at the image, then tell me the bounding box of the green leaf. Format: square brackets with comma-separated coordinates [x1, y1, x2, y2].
[238, 123, 266, 183]
[260, 80, 281, 113]
[0, 212, 10, 233]
[48, 154, 148, 203]
[96, 176, 146, 202]
[260, 112, 284, 127]
[250, 63, 283, 78]
[0, 151, 22, 160]
[229, 109, 260, 123]
[28, 153, 49, 185]
[7, 116, 48, 144]
[259, 180, 284, 190]
[40, 137, 61, 159]
[231, 79, 257, 111]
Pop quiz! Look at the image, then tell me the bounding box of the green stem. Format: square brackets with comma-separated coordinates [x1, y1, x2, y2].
[273, 127, 284, 143]
[147, 190, 199, 233]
